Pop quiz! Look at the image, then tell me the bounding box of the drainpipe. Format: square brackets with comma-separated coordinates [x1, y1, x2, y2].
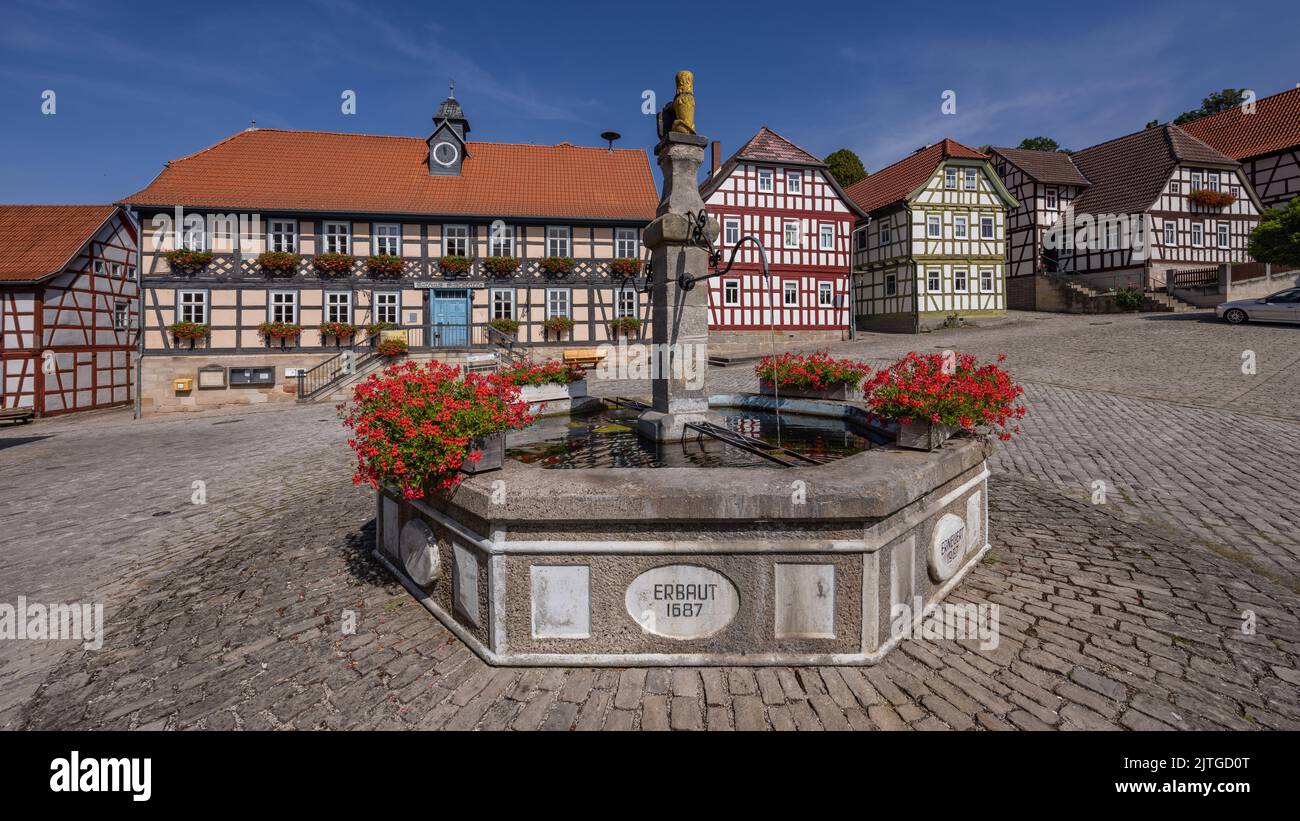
[131, 208, 143, 420]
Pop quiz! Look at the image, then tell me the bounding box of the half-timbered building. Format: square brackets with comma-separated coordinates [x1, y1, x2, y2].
[844, 139, 1017, 333]
[1182, 86, 1300, 210]
[699, 128, 864, 347]
[991, 125, 1263, 295]
[0, 205, 138, 417]
[122, 93, 657, 413]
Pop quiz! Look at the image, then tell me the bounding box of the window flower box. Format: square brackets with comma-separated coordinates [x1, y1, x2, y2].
[341, 360, 534, 498]
[609, 316, 643, 338]
[539, 256, 575, 276]
[609, 257, 641, 276]
[313, 253, 355, 276]
[484, 256, 520, 277]
[542, 316, 574, 339]
[755, 351, 872, 400]
[167, 321, 210, 348]
[319, 322, 358, 342]
[1189, 189, 1236, 209]
[376, 336, 408, 357]
[258, 321, 302, 348]
[864, 351, 1026, 450]
[257, 252, 300, 275]
[439, 255, 472, 276]
[366, 255, 404, 277]
[488, 318, 520, 337]
[163, 250, 214, 273]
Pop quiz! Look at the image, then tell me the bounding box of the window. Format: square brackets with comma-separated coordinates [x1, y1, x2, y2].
[1170, 181, 1181, 195]
[374, 291, 399, 325]
[927, 214, 942, 239]
[113, 301, 129, 331]
[269, 220, 297, 253]
[954, 269, 968, 292]
[1217, 222, 1230, 249]
[177, 290, 208, 324]
[853, 226, 868, 251]
[269, 290, 298, 323]
[1104, 223, 1118, 250]
[885, 273, 897, 297]
[1163, 222, 1176, 245]
[783, 220, 800, 249]
[546, 226, 570, 258]
[546, 288, 570, 318]
[879, 223, 892, 245]
[927, 269, 941, 292]
[980, 216, 995, 239]
[1190, 172, 1202, 190]
[723, 279, 740, 306]
[782, 280, 799, 306]
[963, 169, 977, 190]
[323, 221, 351, 254]
[489, 224, 514, 257]
[1207, 175, 1220, 192]
[444, 224, 469, 257]
[325, 291, 352, 324]
[615, 227, 638, 259]
[819, 223, 835, 250]
[374, 224, 401, 257]
[1230, 185, 1240, 199]
[757, 169, 773, 192]
[615, 288, 637, 318]
[1191, 223, 1204, 246]
[954, 216, 968, 239]
[182, 219, 205, 251]
[724, 218, 740, 246]
[490, 289, 514, 321]
[945, 168, 957, 189]
[786, 171, 802, 194]
[818, 282, 833, 306]
[1045, 188, 1058, 210]
[980, 269, 994, 292]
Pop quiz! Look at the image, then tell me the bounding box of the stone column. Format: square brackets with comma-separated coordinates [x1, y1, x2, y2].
[636, 132, 720, 442]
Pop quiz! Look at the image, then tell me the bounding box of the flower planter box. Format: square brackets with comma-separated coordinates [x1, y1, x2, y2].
[758, 379, 859, 401]
[896, 421, 958, 451]
[460, 432, 505, 475]
[519, 380, 587, 403]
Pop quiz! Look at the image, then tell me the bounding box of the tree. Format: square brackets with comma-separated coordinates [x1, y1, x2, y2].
[1145, 119, 1160, 129]
[824, 149, 867, 188]
[1248, 198, 1300, 267]
[1173, 88, 1248, 125]
[1018, 136, 1065, 152]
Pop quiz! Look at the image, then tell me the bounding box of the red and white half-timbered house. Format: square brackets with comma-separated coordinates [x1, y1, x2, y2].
[0, 205, 138, 417]
[700, 128, 864, 347]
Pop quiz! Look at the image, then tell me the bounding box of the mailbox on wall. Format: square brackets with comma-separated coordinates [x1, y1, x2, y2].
[228, 367, 275, 387]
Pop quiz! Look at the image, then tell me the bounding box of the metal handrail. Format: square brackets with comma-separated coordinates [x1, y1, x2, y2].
[296, 334, 379, 400]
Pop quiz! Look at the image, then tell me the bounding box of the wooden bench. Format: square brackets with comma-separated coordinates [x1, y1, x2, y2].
[0, 407, 35, 425]
[563, 347, 607, 369]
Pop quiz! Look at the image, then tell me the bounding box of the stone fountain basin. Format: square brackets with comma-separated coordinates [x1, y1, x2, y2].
[373, 427, 994, 667]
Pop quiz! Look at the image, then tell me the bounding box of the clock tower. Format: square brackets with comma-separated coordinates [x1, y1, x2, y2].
[427, 84, 469, 176]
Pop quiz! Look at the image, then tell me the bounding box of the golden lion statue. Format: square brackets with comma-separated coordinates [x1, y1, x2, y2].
[658, 70, 696, 137]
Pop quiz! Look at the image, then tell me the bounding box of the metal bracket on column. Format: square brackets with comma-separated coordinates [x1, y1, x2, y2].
[677, 209, 770, 291]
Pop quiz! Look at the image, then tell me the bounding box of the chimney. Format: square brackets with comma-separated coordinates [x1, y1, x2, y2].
[711, 140, 722, 177]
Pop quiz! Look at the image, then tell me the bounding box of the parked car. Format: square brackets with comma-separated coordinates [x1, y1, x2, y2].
[1216, 287, 1300, 325]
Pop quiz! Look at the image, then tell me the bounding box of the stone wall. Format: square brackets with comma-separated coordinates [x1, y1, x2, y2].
[707, 328, 849, 356]
[140, 352, 336, 414]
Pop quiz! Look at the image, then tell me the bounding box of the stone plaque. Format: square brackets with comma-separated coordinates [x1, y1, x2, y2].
[928, 513, 967, 582]
[774, 563, 836, 639]
[452, 543, 480, 627]
[625, 565, 739, 640]
[399, 520, 441, 587]
[966, 491, 984, 553]
[531, 565, 591, 639]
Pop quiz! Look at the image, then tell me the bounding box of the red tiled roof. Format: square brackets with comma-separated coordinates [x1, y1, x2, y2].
[123, 128, 658, 221]
[731, 127, 824, 166]
[1070, 124, 1238, 215]
[0, 204, 117, 282]
[990, 147, 1091, 186]
[843, 139, 987, 214]
[1180, 87, 1300, 160]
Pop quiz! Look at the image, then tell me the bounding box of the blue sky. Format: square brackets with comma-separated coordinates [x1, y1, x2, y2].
[1, 0, 1297, 204]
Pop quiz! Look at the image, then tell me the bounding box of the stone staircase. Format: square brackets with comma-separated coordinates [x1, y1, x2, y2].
[1040, 274, 1200, 313]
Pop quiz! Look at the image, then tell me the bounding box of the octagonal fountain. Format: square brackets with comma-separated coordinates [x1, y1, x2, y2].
[371, 72, 992, 666]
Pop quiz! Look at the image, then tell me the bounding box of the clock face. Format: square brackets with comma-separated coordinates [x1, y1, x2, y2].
[433, 141, 459, 167]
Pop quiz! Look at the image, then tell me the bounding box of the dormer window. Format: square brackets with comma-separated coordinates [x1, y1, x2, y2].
[786, 171, 802, 194]
[963, 169, 977, 190]
[323, 221, 351, 254]
[757, 169, 774, 192]
[945, 168, 957, 189]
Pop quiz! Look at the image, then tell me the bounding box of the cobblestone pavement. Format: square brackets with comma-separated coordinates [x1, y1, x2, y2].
[2, 310, 1298, 730]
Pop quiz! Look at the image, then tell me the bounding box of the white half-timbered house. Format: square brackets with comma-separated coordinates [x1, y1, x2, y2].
[700, 128, 864, 345]
[1183, 86, 1300, 210]
[844, 139, 1017, 333]
[0, 205, 138, 416]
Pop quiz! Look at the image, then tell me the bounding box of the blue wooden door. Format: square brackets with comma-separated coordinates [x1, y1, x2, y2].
[431, 290, 470, 347]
